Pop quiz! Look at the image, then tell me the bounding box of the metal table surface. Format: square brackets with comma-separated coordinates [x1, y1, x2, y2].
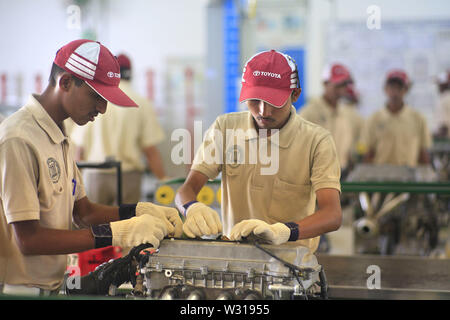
[317, 254, 450, 299]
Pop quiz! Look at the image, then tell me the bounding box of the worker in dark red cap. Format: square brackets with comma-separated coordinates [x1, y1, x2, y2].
[70, 51, 169, 210]
[175, 50, 342, 252]
[299, 63, 356, 172]
[0, 40, 182, 296]
[359, 69, 432, 166]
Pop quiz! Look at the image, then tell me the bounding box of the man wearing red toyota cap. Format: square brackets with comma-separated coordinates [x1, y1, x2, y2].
[0, 40, 182, 295]
[299, 63, 355, 173]
[360, 69, 432, 166]
[70, 53, 168, 206]
[175, 50, 342, 253]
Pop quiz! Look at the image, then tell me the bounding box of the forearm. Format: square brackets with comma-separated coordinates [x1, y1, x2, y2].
[13, 222, 95, 255]
[418, 149, 430, 164]
[73, 197, 120, 227]
[143, 146, 166, 180]
[294, 208, 342, 240]
[175, 184, 198, 213]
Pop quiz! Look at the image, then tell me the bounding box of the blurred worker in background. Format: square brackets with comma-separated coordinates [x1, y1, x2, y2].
[433, 70, 450, 138]
[71, 53, 168, 205]
[175, 50, 342, 254]
[0, 39, 182, 296]
[298, 63, 355, 176]
[359, 69, 432, 167]
[341, 83, 365, 166]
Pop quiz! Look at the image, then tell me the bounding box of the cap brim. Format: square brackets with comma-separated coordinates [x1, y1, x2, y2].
[239, 85, 292, 108]
[86, 81, 138, 107]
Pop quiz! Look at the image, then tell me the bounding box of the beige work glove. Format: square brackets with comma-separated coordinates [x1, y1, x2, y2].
[229, 219, 290, 245]
[110, 214, 167, 248]
[136, 202, 183, 238]
[183, 202, 223, 238]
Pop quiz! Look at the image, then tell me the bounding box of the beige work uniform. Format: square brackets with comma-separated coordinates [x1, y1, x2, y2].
[435, 91, 450, 137]
[70, 80, 165, 204]
[191, 107, 341, 254]
[299, 97, 354, 169]
[360, 105, 432, 167]
[0, 95, 86, 290]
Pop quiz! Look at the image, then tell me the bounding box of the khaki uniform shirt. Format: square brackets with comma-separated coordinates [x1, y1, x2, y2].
[299, 97, 354, 169]
[436, 91, 450, 137]
[70, 80, 165, 172]
[360, 105, 432, 167]
[0, 95, 86, 290]
[191, 107, 341, 254]
[341, 103, 364, 150]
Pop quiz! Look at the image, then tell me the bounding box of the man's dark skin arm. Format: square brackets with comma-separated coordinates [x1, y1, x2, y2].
[418, 148, 430, 165]
[11, 196, 119, 256]
[175, 170, 209, 213]
[293, 188, 342, 240]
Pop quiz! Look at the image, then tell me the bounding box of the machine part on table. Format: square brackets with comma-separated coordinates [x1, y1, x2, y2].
[347, 164, 445, 256]
[142, 238, 325, 300]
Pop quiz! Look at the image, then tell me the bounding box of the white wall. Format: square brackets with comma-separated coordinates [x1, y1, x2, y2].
[0, 0, 208, 109]
[306, 0, 450, 98]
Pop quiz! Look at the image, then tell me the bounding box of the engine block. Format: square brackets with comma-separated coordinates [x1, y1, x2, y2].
[141, 238, 326, 300]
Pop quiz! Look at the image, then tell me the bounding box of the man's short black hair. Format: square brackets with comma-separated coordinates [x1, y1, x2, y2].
[120, 66, 131, 81]
[385, 78, 407, 88]
[49, 63, 84, 87]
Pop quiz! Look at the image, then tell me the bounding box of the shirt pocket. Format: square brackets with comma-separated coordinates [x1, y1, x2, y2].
[224, 164, 243, 177]
[52, 180, 65, 197]
[268, 177, 312, 223]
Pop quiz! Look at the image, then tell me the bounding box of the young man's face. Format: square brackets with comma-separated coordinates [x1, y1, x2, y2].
[324, 81, 349, 101]
[246, 96, 293, 130]
[62, 77, 107, 125]
[384, 81, 408, 105]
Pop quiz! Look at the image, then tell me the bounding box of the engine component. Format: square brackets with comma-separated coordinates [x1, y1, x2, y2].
[141, 238, 326, 300]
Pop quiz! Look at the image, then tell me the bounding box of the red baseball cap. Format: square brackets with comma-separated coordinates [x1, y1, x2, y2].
[322, 63, 353, 85]
[386, 69, 410, 86]
[54, 39, 137, 107]
[117, 53, 132, 69]
[239, 50, 299, 108]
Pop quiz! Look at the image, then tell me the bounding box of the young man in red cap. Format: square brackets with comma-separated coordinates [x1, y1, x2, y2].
[175, 50, 342, 254]
[299, 63, 356, 173]
[360, 69, 432, 166]
[0, 40, 182, 295]
[70, 53, 168, 206]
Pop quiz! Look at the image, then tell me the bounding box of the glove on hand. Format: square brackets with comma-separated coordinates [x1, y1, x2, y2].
[229, 219, 291, 245]
[110, 214, 167, 248]
[136, 202, 183, 238]
[183, 202, 222, 238]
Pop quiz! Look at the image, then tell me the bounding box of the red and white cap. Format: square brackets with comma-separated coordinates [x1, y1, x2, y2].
[239, 50, 299, 108]
[386, 69, 410, 86]
[322, 63, 353, 85]
[54, 39, 137, 107]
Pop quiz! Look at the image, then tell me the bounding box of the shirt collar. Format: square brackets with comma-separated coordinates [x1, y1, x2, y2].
[25, 94, 66, 145]
[383, 103, 409, 117]
[245, 106, 298, 149]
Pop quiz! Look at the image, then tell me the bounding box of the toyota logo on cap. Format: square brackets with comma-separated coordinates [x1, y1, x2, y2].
[253, 70, 261, 76]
